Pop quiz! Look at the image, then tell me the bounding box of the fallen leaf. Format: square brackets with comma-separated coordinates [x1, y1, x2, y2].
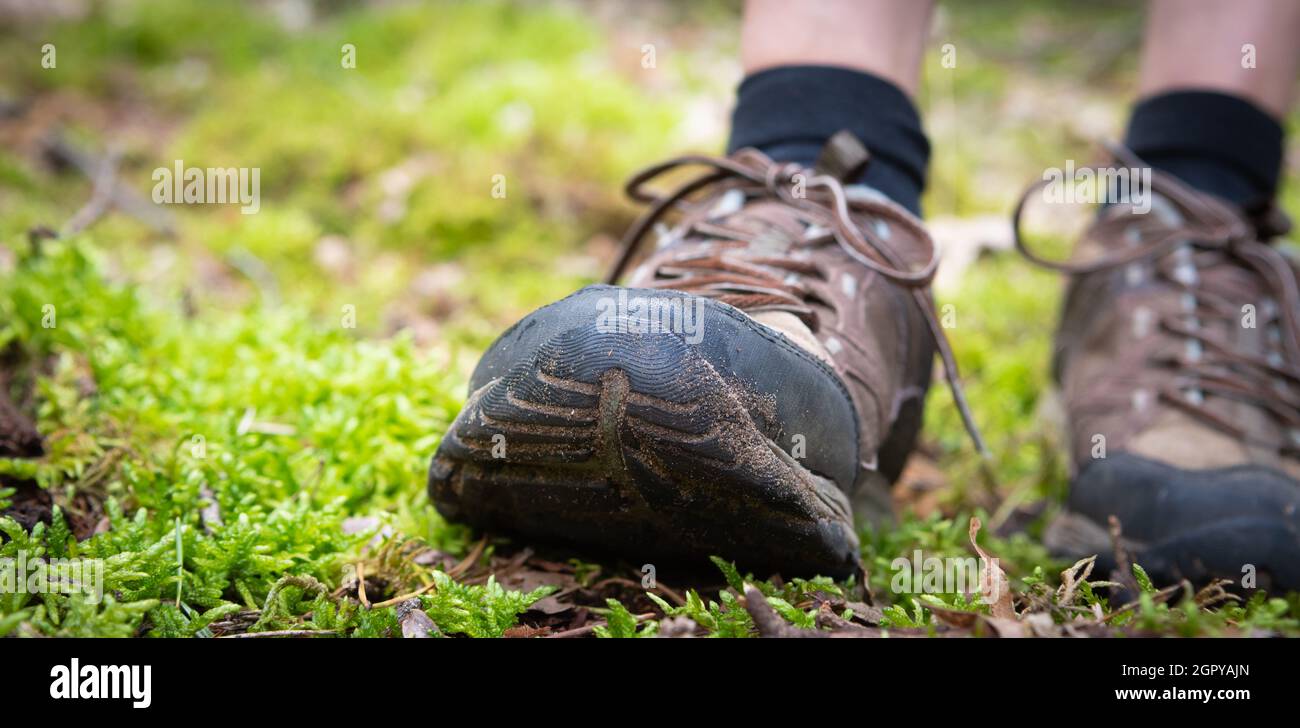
[525, 595, 573, 616]
[918, 598, 980, 630]
[969, 516, 1016, 620]
[984, 617, 1026, 638]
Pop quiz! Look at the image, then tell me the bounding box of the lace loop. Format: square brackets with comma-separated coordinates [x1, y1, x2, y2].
[1013, 144, 1300, 450]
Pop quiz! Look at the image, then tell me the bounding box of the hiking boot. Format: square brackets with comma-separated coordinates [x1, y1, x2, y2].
[428, 132, 985, 578]
[1017, 146, 1300, 592]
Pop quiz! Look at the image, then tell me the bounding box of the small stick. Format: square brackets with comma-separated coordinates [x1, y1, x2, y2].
[446, 536, 488, 579]
[547, 613, 654, 639]
[743, 584, 828, 638]
[371, 581, 437, 609]
[1108, 515, 1141, 597]
[218, 629, 338, 639]
[356, 562, 370, 608]
[1102, 582, 1182, 623]
[63, 147, 119, 236]
[42, 133, 175, 236]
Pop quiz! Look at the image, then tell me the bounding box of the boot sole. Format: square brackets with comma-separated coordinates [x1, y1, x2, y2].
[428, 322, 863, 579]
[1044, 452, 1300, 593]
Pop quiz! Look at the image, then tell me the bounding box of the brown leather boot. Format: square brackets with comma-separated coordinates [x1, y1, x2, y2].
[1017, 146, 1300, 592]
[429, 132, 984, 578]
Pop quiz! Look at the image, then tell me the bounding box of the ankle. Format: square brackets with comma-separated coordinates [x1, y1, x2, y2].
[727, 65, 930, 216]
[1124, 90, 1285, 212]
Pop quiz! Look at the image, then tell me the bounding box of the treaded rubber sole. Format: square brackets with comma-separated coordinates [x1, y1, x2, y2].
[428, 325, 863, 579]
[1044, 452, 1300, 593]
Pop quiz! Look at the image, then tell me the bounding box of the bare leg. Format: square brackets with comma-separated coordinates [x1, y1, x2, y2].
[740, 0, 933, 98]
[1138, 0, 1300, 119]
[730, 0, 935, 214]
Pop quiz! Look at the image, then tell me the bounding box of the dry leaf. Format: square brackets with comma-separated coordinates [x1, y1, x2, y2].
[918, 598, 980, 629]
[969, 516, 1016, 620]
[984, 616, 1027, 638]
[1056, 555, 1096, 608]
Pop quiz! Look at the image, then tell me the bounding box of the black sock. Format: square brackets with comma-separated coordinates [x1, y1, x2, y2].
[727, 65, 930, 216]
[1124, 90, 1285, 212]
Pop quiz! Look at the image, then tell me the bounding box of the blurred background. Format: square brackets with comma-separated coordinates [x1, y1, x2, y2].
[1, 0, 1298, 633]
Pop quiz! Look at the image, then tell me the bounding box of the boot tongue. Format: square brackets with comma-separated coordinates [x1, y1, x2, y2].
[749, 310, 833, 363]
[722, 132, 874, 364]
[814, 130, 872, 183]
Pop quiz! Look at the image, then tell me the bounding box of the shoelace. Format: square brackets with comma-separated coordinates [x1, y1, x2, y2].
[1013, 144, 1300, 454]
[605, 148, 990, 458]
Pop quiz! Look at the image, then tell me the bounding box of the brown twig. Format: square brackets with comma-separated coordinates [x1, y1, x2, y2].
[447, 536, 488, 579]
[63, 146, 119, 236]
[42, 133, 175, 237]
[355, 562, 370, 608]
[1107, 515, 1141, 597]
[1194, 579, 1241, 609]
[813, 603, 874, 634]
[218, 629, 338, 639]
[546, 613, 655, 639]
[653, 582, 688, 607]
[1102, 581, 1183, 623]
[743, 584, 830, 638]
[371, 581, 437, 609]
